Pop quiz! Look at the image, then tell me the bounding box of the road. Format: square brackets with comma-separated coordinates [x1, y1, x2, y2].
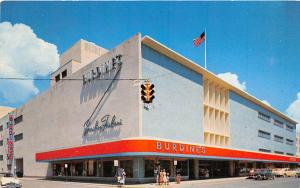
[20, 177, 300, 188]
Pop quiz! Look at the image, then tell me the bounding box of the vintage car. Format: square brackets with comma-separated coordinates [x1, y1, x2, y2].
[254, 169, 275, 180]
[284, 169, 300, 177]
[0, 173, 22, 188]
[273, 168, 289, 177]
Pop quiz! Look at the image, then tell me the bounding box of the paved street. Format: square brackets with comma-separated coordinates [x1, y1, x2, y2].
[20, 177, 300, 188]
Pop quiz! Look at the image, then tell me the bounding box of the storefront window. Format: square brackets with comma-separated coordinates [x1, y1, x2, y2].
[53, 164, 63, 176]
[73, 162, 83, 176]
[120, 160, 133, 178]
[145, 160, 155, 177]
[103, 161, 116, 177]
[176, 160, 188, 176]
[158, 160, 171, 175]
[64, 163, 71, 176]
[98, 160, 103, 177]
[84, 160, 97, 176]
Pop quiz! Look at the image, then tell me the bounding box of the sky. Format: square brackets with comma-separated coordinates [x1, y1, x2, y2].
[0, 2, 299, 125]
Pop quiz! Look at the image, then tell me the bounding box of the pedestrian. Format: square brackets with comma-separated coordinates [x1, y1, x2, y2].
[163, 169, 167, 185]
[154, 167, 159, 184]
[166, 172, 170, 185]
[119, 168, 126, 186]
[116, 167, 122, 185]
[159, 170, 164, 185]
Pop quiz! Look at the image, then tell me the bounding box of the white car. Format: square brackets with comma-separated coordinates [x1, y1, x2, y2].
[0, 173, 22, 188]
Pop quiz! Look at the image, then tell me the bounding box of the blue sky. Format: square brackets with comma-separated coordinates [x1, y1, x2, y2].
[1, 2, 300, 120]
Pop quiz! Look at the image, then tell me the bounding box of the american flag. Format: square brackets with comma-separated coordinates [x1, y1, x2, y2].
[193, 32, 205, 47]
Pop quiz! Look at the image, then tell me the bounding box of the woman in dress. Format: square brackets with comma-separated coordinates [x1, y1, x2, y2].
[163, 169, 167, 185]
[159, 170, 164, 185]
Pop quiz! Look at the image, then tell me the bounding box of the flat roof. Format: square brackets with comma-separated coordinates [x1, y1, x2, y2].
[141, 35, 297, 125]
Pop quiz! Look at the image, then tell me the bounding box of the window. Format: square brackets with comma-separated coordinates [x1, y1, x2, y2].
[286, 153, 294, 156]
[0, 155, 3, 161]
[258, 112, 270, 122]
[0, 140, 3, 146]
[0, 125, 2, 132]
[14, 115, 23, 125]
[145, 160, 154, 177]
[84, 160, 97, 176]
[274, 119, 283, 128]
[258, 130, 271, 139]
[286, 124, 294, 132]
[55, 74, 60, 82]
[120, 160, 133, 178]
[286, 139, 294, 146]
[176, 160, 188, 176]
[259, 148, 271, 153]
[14, 133, 23, 142]
[274, 135, 284, 143]
[274, 151, 284, 155]
[61, 70, 67, 78]
[103, 161, 116, 177]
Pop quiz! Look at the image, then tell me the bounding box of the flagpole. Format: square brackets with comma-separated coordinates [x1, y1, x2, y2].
[205, 28, 207, 69]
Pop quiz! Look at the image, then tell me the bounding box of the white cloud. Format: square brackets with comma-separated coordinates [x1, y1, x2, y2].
[217, 72, 246, 91]
[0, 22, 59, 105]
[262, 100, 271, 106]
[286, 92, 300, 129]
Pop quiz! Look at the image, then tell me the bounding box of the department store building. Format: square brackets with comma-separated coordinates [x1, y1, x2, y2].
[0, 33, 298, 182]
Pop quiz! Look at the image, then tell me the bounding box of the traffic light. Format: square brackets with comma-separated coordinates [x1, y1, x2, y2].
[141, 80, 155, 103]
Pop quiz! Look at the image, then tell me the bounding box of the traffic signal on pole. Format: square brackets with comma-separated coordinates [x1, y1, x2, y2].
[141, 80, 155, 103]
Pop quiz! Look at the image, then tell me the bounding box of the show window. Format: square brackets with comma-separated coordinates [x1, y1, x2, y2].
[120, 160, 133, 178]
[73, 162, 84, 176]
[103, 161, 116, 177]
[85, 160, 97, 176]
[145, 160, 155, 177]
[176, 160, 188, 176]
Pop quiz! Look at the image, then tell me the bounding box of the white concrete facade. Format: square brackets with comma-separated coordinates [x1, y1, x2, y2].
[0, 33, 298, 180]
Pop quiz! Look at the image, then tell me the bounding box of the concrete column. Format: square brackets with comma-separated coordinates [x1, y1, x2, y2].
[229, 161, 234, 177]
[194, 159, 199, 179]
[253, 162, 256, 169]
[133, 157, 145, 179]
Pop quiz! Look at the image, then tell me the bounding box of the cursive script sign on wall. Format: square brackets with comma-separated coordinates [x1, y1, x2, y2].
[83, 114, 122, 136]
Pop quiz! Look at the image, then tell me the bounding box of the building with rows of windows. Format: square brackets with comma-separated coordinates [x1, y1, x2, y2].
[0, 33, 298, 182]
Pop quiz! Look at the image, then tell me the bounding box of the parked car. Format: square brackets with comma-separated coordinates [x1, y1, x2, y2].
[248, 169, 255, 179]
[273, 168, 289, 177]
[254, 169, 275, 180]
[0, 173, 22, 188]
[284, 169, 300, 177]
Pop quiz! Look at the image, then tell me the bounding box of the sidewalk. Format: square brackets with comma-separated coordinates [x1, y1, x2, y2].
[121, 177, 246, 187]
[20, 176, 247, 188]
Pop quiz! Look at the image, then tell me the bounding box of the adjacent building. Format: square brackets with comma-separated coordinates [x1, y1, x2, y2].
[0, 33, 298, 182]
[297, 133, 300, 157]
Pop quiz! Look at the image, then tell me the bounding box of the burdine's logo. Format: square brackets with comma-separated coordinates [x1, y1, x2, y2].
[83, 114, 122, 136]
[82, 54, 122, 85]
